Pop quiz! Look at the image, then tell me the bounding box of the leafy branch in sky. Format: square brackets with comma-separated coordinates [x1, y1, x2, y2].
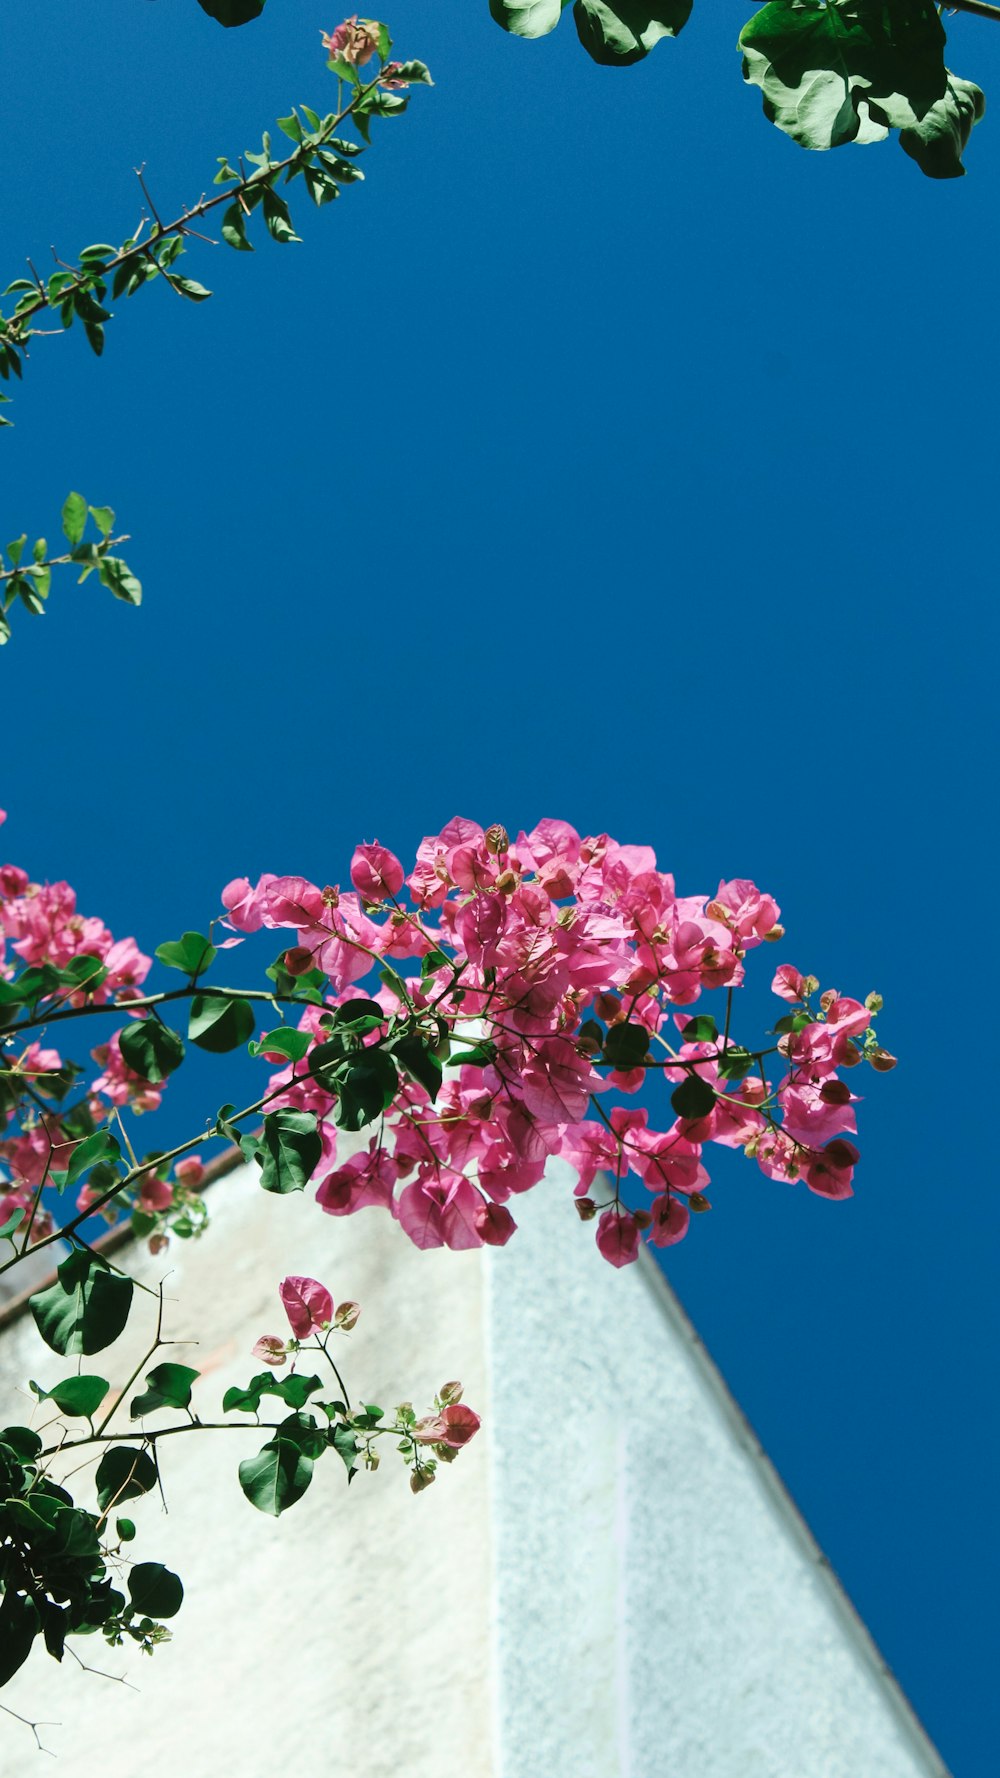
[0, 38, 432, 419]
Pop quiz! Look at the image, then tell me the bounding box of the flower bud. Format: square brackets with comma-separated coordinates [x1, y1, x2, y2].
[148, 1232, 169, 1256]
[574, 1196, 597, 1221]
[495, 870, 517, 895]
[484, 824, 510, 855]
[689, 1192, 712, 1213]
[869, 1048, 897, 1072]
[631, 1208, 652, 1230]
[865, 992, 883, 1014]
[283, 946, 314, 977]
[595, 991, 622, 1023]
[334, 1300, 361, 1330]
[433, 1443, 458, 1463]
[438, 1380, 463, 1405]
[820, 989, 838, 1015]
[705, 899, 728, 923]
[410, 1466, 435, 1493]
[802, 975, 820, 997]
[840, 1041, 863, 1067]
[763, 924, 785, 942]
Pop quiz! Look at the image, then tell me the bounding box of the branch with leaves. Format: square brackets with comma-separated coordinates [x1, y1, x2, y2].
[0, 495, 140, 644]
[0, 32, 432, 419]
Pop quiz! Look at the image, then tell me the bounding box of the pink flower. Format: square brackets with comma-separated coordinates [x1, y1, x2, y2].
[139, 1172, 174, 1212]
[279, 1275, 334, 1338]
[413, 1403, 481, 1447]
[321, 16, 381, 67]
[252, 1335, 288, 1367]
[596, 1208, 641, 1267]
[771, 963, 808, 1003]
[473, 1200, 517, 1245]
[351, 841, 404, 901]
[175, 1155, 205, 1189]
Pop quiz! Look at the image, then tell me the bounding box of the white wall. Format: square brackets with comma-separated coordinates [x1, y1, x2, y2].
[0, 1158, 948, 1778]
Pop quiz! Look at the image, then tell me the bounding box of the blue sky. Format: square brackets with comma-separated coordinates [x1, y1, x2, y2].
[3, 3, 999, 1770]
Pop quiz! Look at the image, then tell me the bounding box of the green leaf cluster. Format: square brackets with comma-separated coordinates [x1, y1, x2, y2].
[738, 0, 983, 175]
[490, 0, 690, 64]
[0, 493, 140, 643]
[0, 1425, 179, 1684]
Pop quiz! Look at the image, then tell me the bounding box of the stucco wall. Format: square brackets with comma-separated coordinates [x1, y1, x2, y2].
[0, 1157, 948, 1778]
[0, 1160, 493, 1777]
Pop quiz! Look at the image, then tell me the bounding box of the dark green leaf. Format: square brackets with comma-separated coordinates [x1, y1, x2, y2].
[254, 1109, 321, 1194]
[118, 1019, 185, 1084]
[32, 1374, 110, 1418]
[335, 1049, 398, 1131]
[603, 1021, 650, 1067]
[189, 992, 255, 1052]
[391, 1032, 443, 1101]
[130, 1362, 200, 1418]
[0, 1588, 39, 1686]
[95, 1445, 157, 1512]
[116, 1517, 136, 1542]
[671, 1072, 717, 1121]
[329, 1422, 359, 1477]
[223, 1371, 322, 1414]
[128, 1562, 183, 1619]
[30, 1250, 133, 1356]
[197, 0, 265, 22]
[680, 1014, 718, 1044]
[573, 0, 690, 64]
[717, 1045, 753, 1082]
[239, 1435, 314, 1515]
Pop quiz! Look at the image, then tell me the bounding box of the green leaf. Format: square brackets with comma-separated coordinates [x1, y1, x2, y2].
[739, 0, 948, 156]
[118, 1019, 185, 1084]
[189, 992, 256, 1052]
[31, 1374, 109, 1419]
[170, 276, 213, 302]
[329, 1423, 359, 1477]
[116, 1517, 136, 1542]
[223, 1371, 322, 1414]
[391, 1032, 443, 1101]
[239, 1433, 314, 1516]
[61, 492, 88, 547]
[334, 998, 386, 1030]
[335, 1049, 398, 1131]
[88, 504, 114, 540]
[130, 1362, 200, 1418]
[248, 1026, 312, 1063]
[254, 1109, 321, 1194]
[717, 1045, 753, 1082]
[64, 1127, 121, 1190]
[197, 0, 266, 22]
[899, 72, 985, 178]
[221, 201, 254, 251]
[1, 1425, 42, 1463]
[30, 1250, 133, 1356]
[260, 186, 301, 245]
[603, 1021, 650, 1068]
[95, 1444, 157, 1512]
[489, 0, 565, 35]
[0, 1205, 25, 1241]
[671, 1072, 717, 1121]
[0, 1588, 39, 1687]
[97, 554, 142, 606]
[421, 948, 452, 977]
[392, 59, 435, 85]
[680, 1014, 718, 1044]
[573, 0, 690, 64]
[155, 931, 217, 977]
[128, 1562, 183, 1619]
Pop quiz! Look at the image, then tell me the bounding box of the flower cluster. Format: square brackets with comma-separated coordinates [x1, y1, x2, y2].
[222, 817, 894, 1269]
[251, 1274, 480, 1492]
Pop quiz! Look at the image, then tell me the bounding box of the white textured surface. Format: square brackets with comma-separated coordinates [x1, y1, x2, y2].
[0, 1163, 492, 1777]
[0, 1159, 947, 1778]
[485, 1164, 949, 1778]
